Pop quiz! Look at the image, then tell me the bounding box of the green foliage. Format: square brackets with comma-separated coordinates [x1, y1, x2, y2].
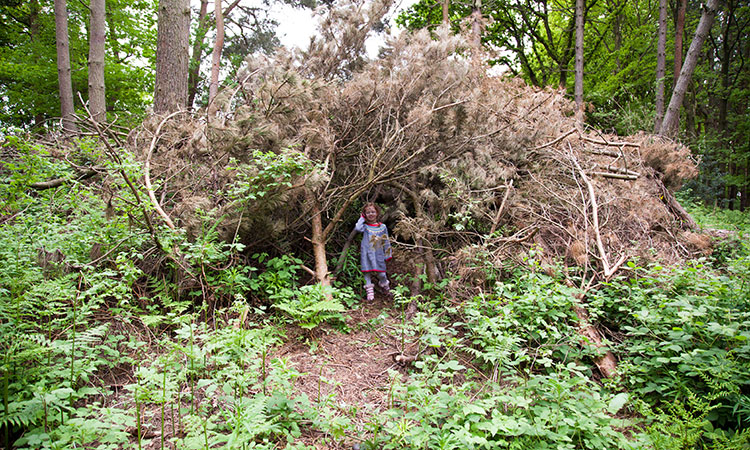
[3, 128, 750, 450]
[250, 253, 303, 298]
[0, 0, 156, 128]
[592, 252, 750, 442]
[371, 360, 638, 449]
[272, 284, 349, 330]
[227, 149, 316, 205]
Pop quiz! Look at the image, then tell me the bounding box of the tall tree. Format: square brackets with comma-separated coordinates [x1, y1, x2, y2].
[88, 0, 106, 122]
[208, 0, 224, 115]
[54, 0, 77, 131]
[654, 0, 667, 132]
[188, 0, 210, 108]
[574, 0, 584, 120]
[659, 0, 721, 137]
[154, 0, 190, 113]
[673, 0, 687, 85]
[471, 0, 482, 51]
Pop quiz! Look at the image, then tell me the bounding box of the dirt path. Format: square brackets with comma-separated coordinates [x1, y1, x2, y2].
[272, 293, 416, 446]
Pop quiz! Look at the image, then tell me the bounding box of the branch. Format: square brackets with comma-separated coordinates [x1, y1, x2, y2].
[29, 168, 100, 190]
[145, 110, 186, 230]
[571, 148, 627, 279]
[589, 171, 638, 180]
[580, 135, 640, 148]
[334, 228, 358, 275]
[489, 179, 514, 235]
[532, 128, 577, 150]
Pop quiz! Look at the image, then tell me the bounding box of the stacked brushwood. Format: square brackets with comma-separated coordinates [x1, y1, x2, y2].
[131, 6, 706, 292]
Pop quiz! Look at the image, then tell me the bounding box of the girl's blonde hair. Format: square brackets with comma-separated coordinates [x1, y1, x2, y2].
[361, 202, 381, 220]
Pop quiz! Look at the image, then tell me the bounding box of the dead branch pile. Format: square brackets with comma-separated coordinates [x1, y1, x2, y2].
[129, 2, 705, 288]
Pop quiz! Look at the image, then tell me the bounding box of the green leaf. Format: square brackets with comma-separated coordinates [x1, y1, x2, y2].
[607, 393, 629, 414]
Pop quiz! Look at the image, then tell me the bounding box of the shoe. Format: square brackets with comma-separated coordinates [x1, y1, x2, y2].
[378, 280, 392, 299]
[365, 284, 375, 302]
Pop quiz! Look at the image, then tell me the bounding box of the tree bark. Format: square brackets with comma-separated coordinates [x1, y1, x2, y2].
[574, 304, 617, 378]
[442, 0, 450, 24]
[54, 0, 78, 132]
[654, 0, 667, 132]
[471, 0, 482, 53]
[673, 0, 687, 85]
[574, 0, 584, 121]
[742, 160, 749, 212]
[88, 0, 106, 122]
[154, 0, 191, 113]
[188, 0, 210, 109]
[659, 0, 721, 138]
[306, 190, 331, 287]
[208, 0, 224, 116]
[612, 6, 622, 71]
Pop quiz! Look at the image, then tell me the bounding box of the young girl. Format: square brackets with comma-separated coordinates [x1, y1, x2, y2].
[354, 203, 392, 301]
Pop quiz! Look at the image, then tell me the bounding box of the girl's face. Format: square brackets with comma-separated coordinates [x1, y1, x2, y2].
[364, 206, 378, 223]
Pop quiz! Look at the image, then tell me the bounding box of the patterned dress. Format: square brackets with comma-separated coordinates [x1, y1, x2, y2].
[355, 217, 393, 273]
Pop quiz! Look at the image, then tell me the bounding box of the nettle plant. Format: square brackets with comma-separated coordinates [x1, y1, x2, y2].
[593, 255, 750, 444]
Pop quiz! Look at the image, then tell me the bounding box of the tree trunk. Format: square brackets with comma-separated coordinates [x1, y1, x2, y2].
[612, 6, 622, 71]
[54, 0, 78, 132]
[187, 0, 210, 109]
[574, 304, 617, 378]
[659, 0, 721, 138]
[306, 190, 331, 287]
[471, 0, 482, 52]
[442, 0, 450, 24]
[154, 0, 190, 113]
[88, 0, 106, 122]
[558, 12, 577, 90]
[574, 0, 584, 121]
[728, 162, 738, 210]
[673, 0, 687, 85]
[741, 160, 749, 212]
[30, 0, 45, 126]
[717, 0, 735, 141]
[208, 0, 224, 116]
[654, 0, 667, 132]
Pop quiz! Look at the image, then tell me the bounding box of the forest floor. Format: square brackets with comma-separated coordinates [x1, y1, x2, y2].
[127, 289, 418, 450]
[276, 294, 415, 435]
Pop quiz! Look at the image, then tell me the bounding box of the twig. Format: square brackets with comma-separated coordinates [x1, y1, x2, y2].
[585, 148, 622, 158]
[145, 110, 185, 230]
[597, 166, 640, 177]
[570, 146, 627, 279]
[334, 228, 358, 275]
[489, 179, 514, 235]
[78, 96, 161, 249]
[580, 135, 640, 148]
[299, 264, 316, 277]
[532, 128, 577, 150]
[589, 171, 638, 180]
[29, 167, 100, 190]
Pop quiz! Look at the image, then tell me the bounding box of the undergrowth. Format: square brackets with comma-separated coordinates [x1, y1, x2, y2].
[2, 136, 750, 449]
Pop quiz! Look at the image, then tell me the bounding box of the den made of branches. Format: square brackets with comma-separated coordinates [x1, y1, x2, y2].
[133, 0, 703, 303]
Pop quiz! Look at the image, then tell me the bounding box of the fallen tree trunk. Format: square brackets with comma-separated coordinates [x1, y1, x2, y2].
[30, 168, 99, 190]
[573, 300, 617, 378]
[657, 178, 697, 230]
